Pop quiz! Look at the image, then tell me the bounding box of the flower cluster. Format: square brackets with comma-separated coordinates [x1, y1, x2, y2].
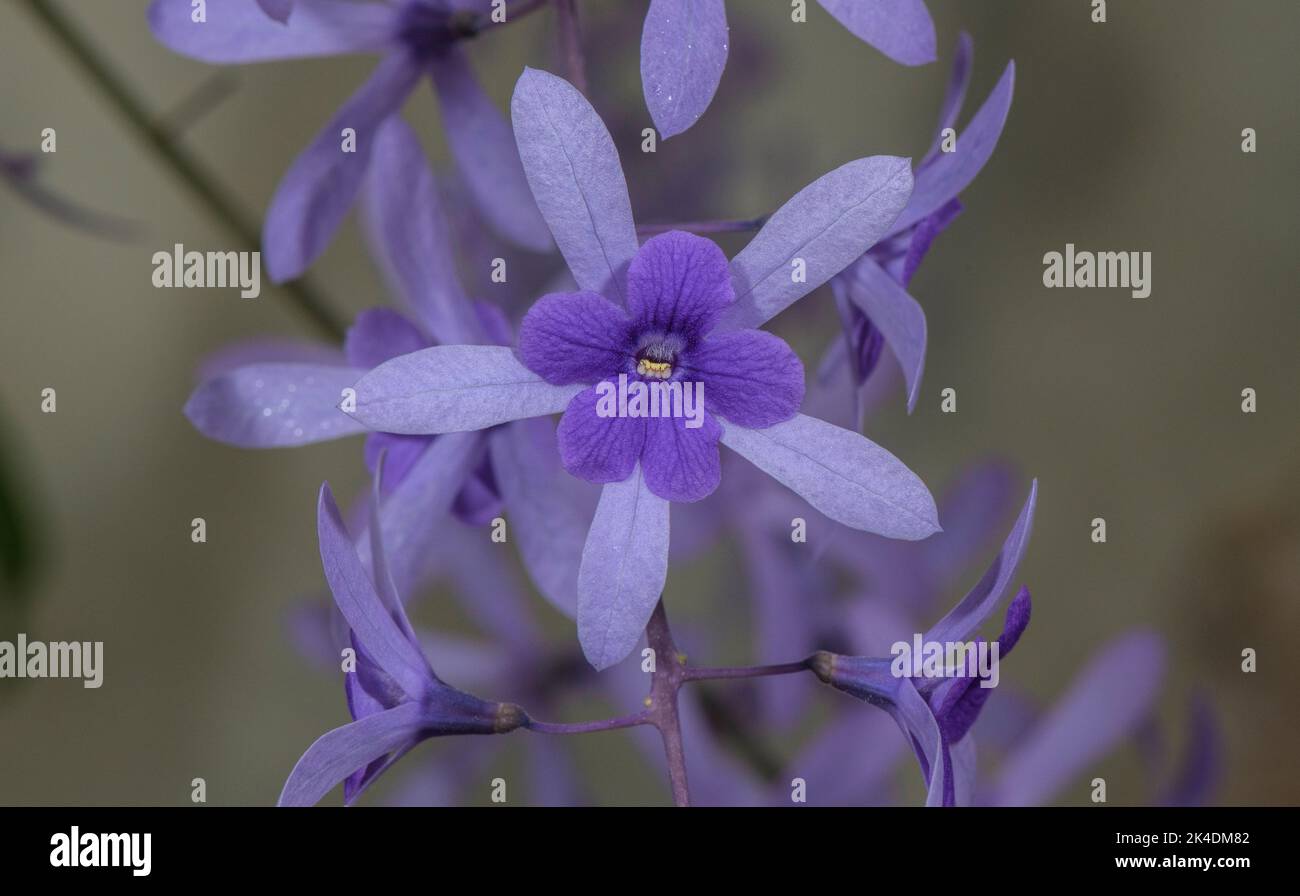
[150, 0, 1214, 806]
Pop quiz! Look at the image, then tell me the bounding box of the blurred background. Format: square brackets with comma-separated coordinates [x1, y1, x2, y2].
[0, 0, 1296, 805]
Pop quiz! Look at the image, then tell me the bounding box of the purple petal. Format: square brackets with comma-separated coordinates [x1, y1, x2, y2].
[256, 0, 293, 23]
[278, 701, 426, 807]
[639, 0, 729, 139]
[786, 704, 905, 804]
[488, 420, 590, 618]
[362, 118, 481, 344]
[922, 32, 974, 165]
[518, 291, 632, 385]
[510, 68, 639, 305]
[925, 480, 1037, 646]
[991, 631, 1166, 806]
[833, 256, 927, 413]
[349, 345, 583, 434]
[360, 431, 485, 597]
[922, 460, 1017, 586]
[891, 677, 947, 806]
[148, 0, 394, 64]
[429, 47, 552, 252]
[556, 386, 647, 485]
[719, 156, 914, 331]
[626, 231, 734, 341]
[576, 466, 670, 670]
[640, 412, 723, 502]
[892, 61, 1014, 234]
[185, 362, 367, 447]
[364, 433, 430, 495]
[318, 484, 431, 699]
[344, 307, 427, 370]
[817, 0, 936, 66]
[720, 414, 940, 540]
[263, 54, 419, 282]
[684, 329, 804, 428]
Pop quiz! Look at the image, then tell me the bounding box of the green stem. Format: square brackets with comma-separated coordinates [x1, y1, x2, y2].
[21, 0, 346, 341]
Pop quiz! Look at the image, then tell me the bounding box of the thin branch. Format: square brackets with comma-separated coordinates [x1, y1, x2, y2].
[684, 658, 813, 682]
[645, 601, 690, 807]
[21, 0, 346, 341]
[554, 0, 588, 96]
[524, 711, 649, 735]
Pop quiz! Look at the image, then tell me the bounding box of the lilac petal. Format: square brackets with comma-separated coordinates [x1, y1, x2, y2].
[318, 484, 431, 699]
[720, 414, 940, 540]
[488, 420, 589, 617]
[626, 231, 734, 341]
[185, 362, 368, 447]
[429, 48, 552, 252]
[366, 452, 413, 640]
[684, 329, 804, 428]
[439, 522, 550, 647]
[892, 61, 1014, 234]
[991, 631, 1166, 806]
[891, 677, 947, 806]
[263, 54, 419, 282]
[361, 431, 484, 597]
[196, 338, 346, 381]
[363, 118, 480, 344]
[925, 480, 1037, 646]
[898, 197, 961, 286]
[817, 0, 936, 66]
[518, 292, 632, 385]
[833, 257, 927, 413]
[349, 345, 583, 435]
[576, 466, 670, 670]
[923, 460, 1017, 586]
[148, 0, 394, 64]
[640, 413, 723, 503]
[556, 386, 647, 485]
[719, 157, 914, 331]
[948, 734, 978, 807]
[363, 433, 430, 495]
[639, 0, 729, 139]
[278, 701, 426, 807]
[510, 68, 639, 305]
[922, 32, 974, 165]
[256, 0, 293, 23]
[344, 307, 427, 370]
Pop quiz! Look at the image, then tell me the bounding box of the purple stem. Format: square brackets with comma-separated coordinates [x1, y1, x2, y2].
[645, 601, 691, 806]
[554, 0, 588, 96]
[685, 659, 813, 682]
[525, 712, 648, 735]
[638, 216, 770, 237]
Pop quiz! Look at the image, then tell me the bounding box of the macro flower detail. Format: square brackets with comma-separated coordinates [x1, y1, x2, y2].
[344, 67, 940, 672]
[278, 478, 524, 807]
[814, 480, 1036, 806]
[148, 0, 551, 281]
[519, 229, 805, 503]
[829, 35, 1016, 414]
[641, 0, 936, 139]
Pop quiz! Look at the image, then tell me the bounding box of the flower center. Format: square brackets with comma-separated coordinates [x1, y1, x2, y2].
[634, 332, 684, 380]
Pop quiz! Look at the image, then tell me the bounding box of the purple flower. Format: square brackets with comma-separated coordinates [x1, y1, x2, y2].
[148, 0, 551, 281]
[184, 117, 517, 593]
[829, 35, 1015, 414]
[814, 480, 1036, 806]
[278, 479, 524, 807]
[346, 68, 940, 671]
[641, 0, 936, 138]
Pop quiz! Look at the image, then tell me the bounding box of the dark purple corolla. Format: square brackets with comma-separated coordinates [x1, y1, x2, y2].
[641, 0, 936, 138]
[278, 477, 523, 807]
[148, 0, 551, 281]
[814, 480, 1036, 806]
[345, 68, 940, 671]
[821, 35, 1015, 415]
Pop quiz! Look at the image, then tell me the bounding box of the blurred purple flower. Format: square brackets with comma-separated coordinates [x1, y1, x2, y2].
[148, 0, 551, 281]
[345, 67, 939, 671]
[829, 35, 1015, 415]
[278, 479, 523, 807]
[816, 480, 1036, 806]
[641, 0, 936, 138]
